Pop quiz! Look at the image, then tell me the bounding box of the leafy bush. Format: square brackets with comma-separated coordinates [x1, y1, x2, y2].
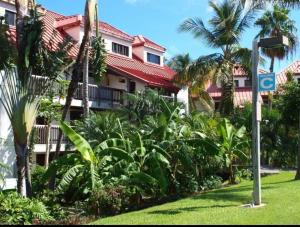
[199, 175, 223, 191]
[31, 165, 47, 196]
[235, 168, 253, 183]
[87, 185, 134, 216]
[0, 192, 53, 225]
[37, 190, 66, 220]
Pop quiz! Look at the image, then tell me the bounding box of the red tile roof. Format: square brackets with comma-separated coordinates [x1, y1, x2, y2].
[208, 86, 263, 107]
[276, 60, 300, 85]
[133, 35, 166, 52]
[99, 21, 134, 42]
[206, 66, 269, 107]
[7, 7, 177, 92]
[107, 54, 178, 91]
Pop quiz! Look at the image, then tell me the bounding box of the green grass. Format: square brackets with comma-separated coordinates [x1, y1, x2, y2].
[92, 172, 300, 225]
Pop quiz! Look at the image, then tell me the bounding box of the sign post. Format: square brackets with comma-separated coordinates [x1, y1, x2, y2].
[251, 40, 261, 206]
[251, 36, 288, 208]
[258, 73, 276, 92]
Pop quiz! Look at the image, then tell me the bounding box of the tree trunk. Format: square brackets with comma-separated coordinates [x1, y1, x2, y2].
[15, 142, 27, 197]
[83, 48, 90, 117]
[25, 150, 32, 197]
[295, 111, 300, 180]
[220, 76, 234, 116]
[268, 57, 275, 111]
[45, 123, 51, 169]
[229, 163, 235, 185]
[50, 0, 94, 189]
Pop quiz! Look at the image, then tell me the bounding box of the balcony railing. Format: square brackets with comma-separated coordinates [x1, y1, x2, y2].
[32, 77, 126, 108]
[34, 125, 67, 145]
[74, 83, 125, 106]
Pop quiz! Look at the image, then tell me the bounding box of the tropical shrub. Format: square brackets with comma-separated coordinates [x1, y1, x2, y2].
[0, 192, 53, 225]
[87, 185, 132, 216]
[31, 165, 47, 196]
[199, 175, 223, 191]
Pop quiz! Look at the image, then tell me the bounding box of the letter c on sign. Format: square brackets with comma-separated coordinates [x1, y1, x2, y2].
[260, 78, 273, 89]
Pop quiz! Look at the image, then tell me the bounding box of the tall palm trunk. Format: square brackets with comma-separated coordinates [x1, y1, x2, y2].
[83, 47, 90, 117]
[268, 57, 275, 111]
[220, 76, 234, 116]
[50, 0, 96, 189]
[296, 110, 300, 180]
[15, 0, 29, 81]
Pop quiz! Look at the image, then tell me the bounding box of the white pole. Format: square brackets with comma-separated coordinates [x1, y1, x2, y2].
[251, 40, 262, 206]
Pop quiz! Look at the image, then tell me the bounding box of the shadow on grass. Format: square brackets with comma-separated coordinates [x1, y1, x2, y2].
[263, 179, 295, 186]
[148, 205, 236, 215]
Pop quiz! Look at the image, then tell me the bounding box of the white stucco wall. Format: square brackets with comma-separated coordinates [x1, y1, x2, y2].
[0, 71, 16, 178]
[65, 26, 81, 42]
[144, 46, 164, 67]
[108, 74, 128, 91]
[0, 1, 16, 13]
[102, 34, 133, 58]
[135, 80, 146, 92]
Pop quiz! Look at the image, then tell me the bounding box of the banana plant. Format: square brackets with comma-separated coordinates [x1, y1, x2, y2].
[54, 121, 99, 196]
[217, 119, 250, 184]
[95, 122, 171, 196]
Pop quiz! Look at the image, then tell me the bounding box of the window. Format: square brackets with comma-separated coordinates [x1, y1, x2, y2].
[234, 80, 239, 87]
[147, 53, 161, 65]
[245, 79, 252, 87]
[5, 10, 16, 26]
[112, 42, 129, 56]
[297, 78, 300, 84]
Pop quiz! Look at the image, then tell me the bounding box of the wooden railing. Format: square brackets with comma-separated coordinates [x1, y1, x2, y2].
[74, 83, 124, 106]
[31, 76, 125, 108]
[34, 125, 67, 145]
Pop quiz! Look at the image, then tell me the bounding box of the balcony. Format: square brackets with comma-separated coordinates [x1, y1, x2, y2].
[33, 76, 126, 109]
[73, 83, 125, 109]
[33, 125, 69, 152]
[34, 125, 66, 145]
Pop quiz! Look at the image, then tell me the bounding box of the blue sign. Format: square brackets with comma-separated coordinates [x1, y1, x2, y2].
[258, 73, 276, 92]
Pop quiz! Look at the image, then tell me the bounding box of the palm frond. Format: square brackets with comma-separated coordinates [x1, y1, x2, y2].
[178, 18, 217, 48]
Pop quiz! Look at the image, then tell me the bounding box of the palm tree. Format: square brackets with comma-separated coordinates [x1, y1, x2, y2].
[255, 5, 297, 110]
[54, 0, 97, 164]
[168, 54, 214, 113]
[179, 0, 256, 115]
[243, 0, 300, 8]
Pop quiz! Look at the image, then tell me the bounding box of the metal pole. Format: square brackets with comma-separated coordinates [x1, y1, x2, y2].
[251, 40, 261, 206]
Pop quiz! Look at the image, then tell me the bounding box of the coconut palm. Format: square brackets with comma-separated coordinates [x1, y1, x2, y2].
[256, 5, 297, 73]
[242, 0, 300, 8]
[179, 0, 256, 115]
[168, 54, 214, 113]
[255, 5, 297, 110]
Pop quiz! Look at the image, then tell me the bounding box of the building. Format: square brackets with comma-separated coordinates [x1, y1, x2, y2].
[206, 63, 300, 110]
[0, 0, 182, 182]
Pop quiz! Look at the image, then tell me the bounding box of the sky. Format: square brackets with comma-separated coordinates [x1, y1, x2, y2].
[37, 0, 300, 73]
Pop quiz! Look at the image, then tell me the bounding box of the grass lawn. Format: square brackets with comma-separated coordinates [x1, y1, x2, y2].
[92, 172, 300, 225]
